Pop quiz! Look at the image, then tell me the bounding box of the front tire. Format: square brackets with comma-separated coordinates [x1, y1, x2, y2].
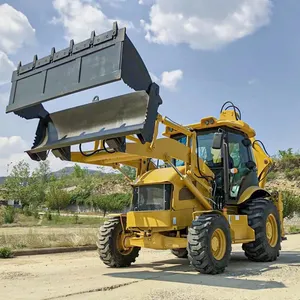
[187, 214, 232, 275]
[171, 248, 188, 258]
[97, 217, 140, 267]
[239, 198, 281, 262]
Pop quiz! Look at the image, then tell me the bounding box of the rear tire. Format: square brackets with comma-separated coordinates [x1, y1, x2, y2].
[239, 198, 281, 262]
[171, 248, 188, 258]
[187, 214, 232, 275]
[97, 217, 140, 267]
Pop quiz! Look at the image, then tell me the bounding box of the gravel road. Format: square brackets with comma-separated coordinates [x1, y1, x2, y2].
[1, 235, 300, 300]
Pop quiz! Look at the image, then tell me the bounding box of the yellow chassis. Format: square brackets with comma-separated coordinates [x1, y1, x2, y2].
[69, 111, 274, 212]
[70, 110, 283, 250]
[115, 188, 284, 251]
[121, 210, 255, 250]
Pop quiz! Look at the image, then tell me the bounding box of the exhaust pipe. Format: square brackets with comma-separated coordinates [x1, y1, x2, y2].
[6, 22, 162, 161]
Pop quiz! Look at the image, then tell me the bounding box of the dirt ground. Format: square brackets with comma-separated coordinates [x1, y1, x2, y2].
[1, 235, 300, 300]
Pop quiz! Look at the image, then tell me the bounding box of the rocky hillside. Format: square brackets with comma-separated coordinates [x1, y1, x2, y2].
[266, 175, 300, 195]
[265, 148, 300, 194]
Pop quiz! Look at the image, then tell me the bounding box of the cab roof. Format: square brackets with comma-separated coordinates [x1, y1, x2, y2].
[163, 110, 256, 138]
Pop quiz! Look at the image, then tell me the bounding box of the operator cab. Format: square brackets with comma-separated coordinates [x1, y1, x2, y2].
[173, 102, 259, 209]
[201, 128, 258, 207]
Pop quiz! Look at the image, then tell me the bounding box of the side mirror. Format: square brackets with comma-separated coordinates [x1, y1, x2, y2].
[246, 161, 256, 170]
[242, 138, 251, 147]
[212, 132, 224, 149]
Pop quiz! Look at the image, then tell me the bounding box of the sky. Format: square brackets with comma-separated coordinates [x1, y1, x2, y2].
[0, 0, 299, 176]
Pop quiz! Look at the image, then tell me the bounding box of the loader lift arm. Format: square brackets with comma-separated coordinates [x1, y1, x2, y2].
[69, 114, 214, 210]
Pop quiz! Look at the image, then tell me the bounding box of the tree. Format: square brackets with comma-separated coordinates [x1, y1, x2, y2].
[73, 164, 88, 178]
[30, 161, 52, 206]
[32, 161, 51, 184]
[90, 193, 131, 216]
[120, 165, 136, 180]
[45, 184, 71, 213]
[3, 160, 32, 207]
[71, 175, 95, 205]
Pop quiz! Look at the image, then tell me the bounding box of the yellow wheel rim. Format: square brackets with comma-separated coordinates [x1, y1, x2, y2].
[117, 232, 133, 255]
[211, 228, 226, 260]
[266, 214, 278, 247]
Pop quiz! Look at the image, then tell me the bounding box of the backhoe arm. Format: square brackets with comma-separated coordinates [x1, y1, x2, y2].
[250, 138, 273, 188]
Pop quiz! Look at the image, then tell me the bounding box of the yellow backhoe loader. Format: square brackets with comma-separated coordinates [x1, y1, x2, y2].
[6, 23, 284, 274]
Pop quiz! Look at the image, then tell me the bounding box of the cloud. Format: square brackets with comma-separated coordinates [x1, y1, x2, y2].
[0, 52, 15, 86]
[160, 69, 183, 91]
[138, 0, 155, 5]
[149, 71, 160, 83]
[248, 78, 257, 85]
[51, 0, 134, 42]
[0, 136, 66, 176]
[103, 0, 126, 9]
[0, 4, 35, 86]
[0, 92, 9, 107]
[0, 3, 36, 55]
[141, 0, 272, 50]
[0, 136, 28, 158]
[0, 151, 73, 177]
[0, 135, 115, 176]
[149, 69, 183, 91]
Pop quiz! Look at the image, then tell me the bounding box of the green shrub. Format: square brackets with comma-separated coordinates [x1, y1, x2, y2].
[3, 207, 16, 224]
[45, 210, 52, 221]
[45, 184, 71, 212]
[289, 226, 300, 234]
[267, 171, 277, 180]
[73, 213, 79, 224]
[89, 193, 132, 216]
[285, 169, 300, 180]
[0, 247, 13, 258]
[33, 209, 40, 219]
[23, 206, 32, 216]
[282, 190, 300, 219]
[275, 149, 300, 176]
[22, 206, 39, 219]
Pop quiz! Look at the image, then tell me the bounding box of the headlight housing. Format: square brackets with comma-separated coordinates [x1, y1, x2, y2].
[132, 184, 173, 211]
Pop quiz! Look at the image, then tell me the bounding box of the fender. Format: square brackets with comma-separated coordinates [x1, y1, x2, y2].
[237, 186, 271, 205]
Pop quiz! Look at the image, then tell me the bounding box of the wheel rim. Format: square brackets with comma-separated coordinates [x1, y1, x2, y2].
[266, 214, 278, 247]
[211, 228, 226, 260]
[117, 231, 133, 255]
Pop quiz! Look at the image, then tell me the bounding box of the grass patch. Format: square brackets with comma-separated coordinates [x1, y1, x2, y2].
[0, 247, 13, 258]
[16, 213, 39, 226]
[3, 207, 15, 224]
[0, 228, 98, 250]
[288, 225, 300, 234]
[1, 210, 105, 228]
[40, 214, 105, 227]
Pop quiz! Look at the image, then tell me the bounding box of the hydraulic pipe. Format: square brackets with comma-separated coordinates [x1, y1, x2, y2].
[167, 160, 212, 210]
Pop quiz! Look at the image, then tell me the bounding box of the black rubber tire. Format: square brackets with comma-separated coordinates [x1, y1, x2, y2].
[239, 198, 281, 262]
[171, 248, 188, 258]
[97, 217, 140, 267]
[187, 214, 232, 275]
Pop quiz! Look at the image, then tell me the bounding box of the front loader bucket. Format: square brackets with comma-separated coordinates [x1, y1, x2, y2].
[6, 22, 162, 161]
[27, 91, 154, 160]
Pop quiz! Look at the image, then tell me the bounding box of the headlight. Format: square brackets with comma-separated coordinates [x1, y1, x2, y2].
[132, 184, 173, 211]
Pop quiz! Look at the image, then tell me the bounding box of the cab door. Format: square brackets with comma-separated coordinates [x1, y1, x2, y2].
[226, 131, 259, 202]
